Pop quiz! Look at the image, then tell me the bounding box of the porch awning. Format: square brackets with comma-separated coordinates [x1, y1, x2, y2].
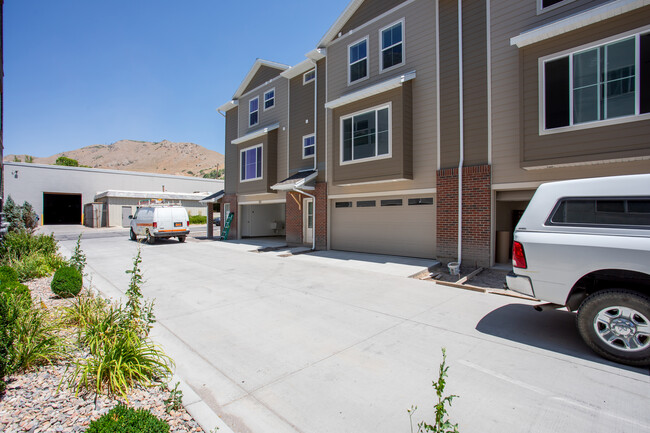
[271, 170, 317, 191]
[199, 190, 225, 204]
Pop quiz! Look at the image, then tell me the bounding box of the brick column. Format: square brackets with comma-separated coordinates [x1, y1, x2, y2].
[285, 191, 303, 245]
[436, 165, 491, 267]
[221, 194, 238, 239]
[314, 182, 327, 250]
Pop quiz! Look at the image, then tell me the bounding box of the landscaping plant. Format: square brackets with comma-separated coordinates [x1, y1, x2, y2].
[124, 248, 155, 337]
[409, 348, 460, 433]
[1, 197, 39, 233]
[163, 381, 184, 413]
[69, 233, 87, 275]
[85, 404, 170, 433]
[0, 230, 66, 281]
[51, 265, 83, 298]
[188, 214, 207, 225]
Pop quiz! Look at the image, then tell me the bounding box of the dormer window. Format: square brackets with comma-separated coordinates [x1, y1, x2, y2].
[380, 20, 404, 72]
[348, 37, 368, 84]
[249, 97, 259, 127]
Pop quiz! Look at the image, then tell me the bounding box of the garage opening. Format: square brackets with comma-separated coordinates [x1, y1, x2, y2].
[495, 190, 535, 264]
[240, 203, 286, 238]
[43, 193, 82, 225]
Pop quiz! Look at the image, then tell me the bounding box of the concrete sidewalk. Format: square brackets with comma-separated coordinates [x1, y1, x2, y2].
[58, 232, 650, 433]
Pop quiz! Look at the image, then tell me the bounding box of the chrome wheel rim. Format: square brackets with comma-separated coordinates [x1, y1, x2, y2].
[593, 306, 650, 352]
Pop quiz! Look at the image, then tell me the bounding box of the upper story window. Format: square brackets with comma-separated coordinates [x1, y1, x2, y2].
[240, 144, 262, 182]
[341, 104, 391, 164]
[303, 69, 315, 84]
[249, 97, 259, 127]
[380, 20, 404, 72]
[348, 37, 368, 84]
[542, 30, 650, 133]
[264, 89, 275, 111]
[303, 134, 315, 158]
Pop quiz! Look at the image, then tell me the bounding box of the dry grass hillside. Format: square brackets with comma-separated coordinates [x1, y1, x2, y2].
[5, 140, 225, 178]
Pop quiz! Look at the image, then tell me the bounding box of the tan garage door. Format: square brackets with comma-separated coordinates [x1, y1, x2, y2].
[331, 196, 436, 258]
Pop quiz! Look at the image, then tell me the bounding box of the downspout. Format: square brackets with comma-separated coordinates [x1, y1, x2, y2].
[457, 0, 464, 266]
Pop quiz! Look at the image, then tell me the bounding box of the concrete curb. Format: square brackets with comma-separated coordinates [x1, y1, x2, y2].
[59, 243, 235, 433]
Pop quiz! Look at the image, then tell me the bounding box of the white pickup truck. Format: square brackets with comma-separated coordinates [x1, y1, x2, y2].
[506, 174, 650, 366]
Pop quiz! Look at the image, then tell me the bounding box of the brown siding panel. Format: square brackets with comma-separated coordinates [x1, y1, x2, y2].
[224, 107, 239, 194]
[242, 65, 284, 95]
[339, 0, 407, 37]
[439, 0, 460, 169]
[289, 75, 315, 174]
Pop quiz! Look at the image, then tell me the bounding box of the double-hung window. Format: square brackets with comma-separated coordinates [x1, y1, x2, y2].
[240, 145, 262, 182]
[380, 20, 404, 71]
[264, 89, 275, 110]
[303, 134, 315, 158]
[542, 30, 650, 132]
[341, 104, 391, 163]
[249, 97, 259, 127]
[349, 37, 368, 84]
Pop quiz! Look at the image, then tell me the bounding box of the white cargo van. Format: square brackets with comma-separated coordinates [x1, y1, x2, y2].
[129, 202, 190, 244]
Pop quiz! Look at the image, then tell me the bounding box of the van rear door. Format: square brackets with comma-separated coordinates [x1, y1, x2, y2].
[171, 207, 188, 229]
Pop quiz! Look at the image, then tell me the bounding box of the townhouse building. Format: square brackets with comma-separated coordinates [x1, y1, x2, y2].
[218, 0, 650, 267]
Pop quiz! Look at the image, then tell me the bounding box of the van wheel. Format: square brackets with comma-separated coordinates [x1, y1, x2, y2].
[577, 289, 650, 366]
[130, 229, 137, 241]
[178, 236, 186, 243]
[146, 231, 155, 245]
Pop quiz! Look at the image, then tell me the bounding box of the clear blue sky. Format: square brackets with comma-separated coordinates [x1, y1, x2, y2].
[3, 0, 350, 157]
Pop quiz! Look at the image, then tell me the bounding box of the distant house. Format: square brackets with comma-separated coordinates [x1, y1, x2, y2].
[217, 0, 650, 267]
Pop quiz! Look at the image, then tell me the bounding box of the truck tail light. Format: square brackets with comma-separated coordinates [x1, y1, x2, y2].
[512, 241, 527, 269]
[187, 220, 189, 227]
[153, 222, 157, 229]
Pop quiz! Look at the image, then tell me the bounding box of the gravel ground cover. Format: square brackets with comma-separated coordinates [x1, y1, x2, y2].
[0, 276, 205, 433]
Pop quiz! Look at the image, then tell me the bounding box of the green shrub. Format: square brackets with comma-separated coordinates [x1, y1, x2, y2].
[0, 231, 65, 281]
[188, 214, 207, 225]
[51, 266, 83, 298]
[0, 266, 19, 288]
[86, 404, 169, 433]
[1, 197, 39, 232]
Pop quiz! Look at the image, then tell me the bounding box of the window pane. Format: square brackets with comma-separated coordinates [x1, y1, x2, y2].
[250, 99, 258, 111]
[545, 57, 570, 128]
[641, 34, 650, 114]
[350, 60, 367, 82]
[357, 200, 376, 207]
[343, 119, 352, 161]
[358, 41, 366, 59]
[383, 46, 402, 69]
[606, 38, 636, 119]
[382, 28, 391, 49]
[377, 108, 389, 155]
[573, 86, 599, 124]
[250, 112, 258, 126]
[573, 49, 598, 88]
[241, 152, 246, 180]
[408, 198, 434, 206]
[629, 200, 650, 213]
[381, 199, 402, 207]
[353, 112, 376, 159]
[335, 202, 352, 208]
[256, 147, 262, 178]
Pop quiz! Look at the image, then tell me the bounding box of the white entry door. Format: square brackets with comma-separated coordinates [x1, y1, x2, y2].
[303, 198, 313, 245]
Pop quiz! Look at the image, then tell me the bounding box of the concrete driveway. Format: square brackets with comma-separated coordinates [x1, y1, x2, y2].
[55, 230, 650, 433]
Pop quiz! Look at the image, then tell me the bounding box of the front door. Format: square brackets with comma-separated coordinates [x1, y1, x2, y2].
[121, 206, 132, 227]
[303, 198, 313, 245]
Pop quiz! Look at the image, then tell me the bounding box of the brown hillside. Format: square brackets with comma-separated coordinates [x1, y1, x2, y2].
[4, 140, 225, 178]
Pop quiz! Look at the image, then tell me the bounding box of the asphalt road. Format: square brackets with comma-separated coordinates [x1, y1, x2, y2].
[57, 229, 650, 433]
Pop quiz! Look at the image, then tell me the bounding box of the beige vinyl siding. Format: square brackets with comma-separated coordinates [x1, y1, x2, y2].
[289, 75, 315, 174]
[339, 0, 408, 38]
[490, 0, 650, 185]
[439, 0, 460, 169]
[326, 0, 437, 196]
[521, 8, 650, 167]
[224, 107, 239, 194]
[242, 66, 284, 95]
[235, 131, 278, 195]
[316, 59, 327, 182]
[330, 193, 436, 258]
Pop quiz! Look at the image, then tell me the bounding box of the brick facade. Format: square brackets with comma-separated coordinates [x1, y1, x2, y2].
[436, 165, 491, 267]
[221, 193, 238, 240]
[284, 182, 327, 249]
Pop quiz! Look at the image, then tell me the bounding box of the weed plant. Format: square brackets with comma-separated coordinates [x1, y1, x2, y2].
[69, 234, 87, 275]
[163, 381, 184, 413]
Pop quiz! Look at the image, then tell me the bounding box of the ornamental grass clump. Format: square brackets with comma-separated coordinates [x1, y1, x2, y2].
[85, 404, 170, 433]
[51, 265, 83, 298]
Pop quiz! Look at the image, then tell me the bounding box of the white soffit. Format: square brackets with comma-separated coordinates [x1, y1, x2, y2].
[324, 71, 416, 109]
[217, 100, 238, 112]
[233, 59, 290, 99]
[510, 0, 649, 48]
[318, 0, 365, 47]
[231, 123, 280, 145]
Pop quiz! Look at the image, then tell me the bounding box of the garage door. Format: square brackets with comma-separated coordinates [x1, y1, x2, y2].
[331, 195, 436, 258]
[43, 193, 82, 225]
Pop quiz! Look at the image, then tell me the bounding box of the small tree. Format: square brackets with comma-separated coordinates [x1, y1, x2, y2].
[69, 234, 86, 275]
[55, 156, 79, 167]
[21, 202, 39, 231]
[24, 155, 34, 163]
[2, 196, 25, 232]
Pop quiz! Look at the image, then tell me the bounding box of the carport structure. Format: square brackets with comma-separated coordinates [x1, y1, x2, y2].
[200, 190, 224, 238]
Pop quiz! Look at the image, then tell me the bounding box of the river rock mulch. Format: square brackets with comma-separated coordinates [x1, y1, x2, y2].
[0, 276, 205, 433]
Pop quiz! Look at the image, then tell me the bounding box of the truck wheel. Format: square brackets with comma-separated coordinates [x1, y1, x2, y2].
[178, 236, 186, 243]
[146, 231, 155, 245]
[577, 289, 650, 366]
[130, 229, 137, 241]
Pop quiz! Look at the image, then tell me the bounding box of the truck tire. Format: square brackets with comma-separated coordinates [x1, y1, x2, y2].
[178, 236, 186, 243]
[146, 231, 156, 245]
[130, 228, 137, 241]
[577, 289, 650, 366]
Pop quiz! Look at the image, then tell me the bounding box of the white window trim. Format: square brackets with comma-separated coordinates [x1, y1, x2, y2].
[249, 96, 259, 127]
[263, 88, 275, 111]
[303, 69, 316, 85]
[302, 133, 316, 159]
[348, 36, 370, 86]
[536, 0, 576, 15]
[239, 143, 263, 183]
[379, 18, 405, 74]
[539, 26, 650, 135]
[339, 102, 392, 166]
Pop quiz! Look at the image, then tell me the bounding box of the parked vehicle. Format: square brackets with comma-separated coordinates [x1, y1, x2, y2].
[129, 201, 190, 244]
[506, 174, 650, 366]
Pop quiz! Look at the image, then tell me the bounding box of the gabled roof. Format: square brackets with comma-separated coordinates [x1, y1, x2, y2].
[233, 59, 290, 99]
[318, 0, 365, 47]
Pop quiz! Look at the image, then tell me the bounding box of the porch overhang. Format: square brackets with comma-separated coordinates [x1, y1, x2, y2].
[324, 71, 416, 109]
[271, 170, 318, 191]
[200, 190, 225, 204]
[231, 123, 280, 145]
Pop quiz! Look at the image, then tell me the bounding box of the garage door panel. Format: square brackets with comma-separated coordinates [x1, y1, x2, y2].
[331, 197, 435, 258]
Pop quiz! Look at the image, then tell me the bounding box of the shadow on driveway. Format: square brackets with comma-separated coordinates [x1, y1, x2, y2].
[476, 303, 649, 375]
